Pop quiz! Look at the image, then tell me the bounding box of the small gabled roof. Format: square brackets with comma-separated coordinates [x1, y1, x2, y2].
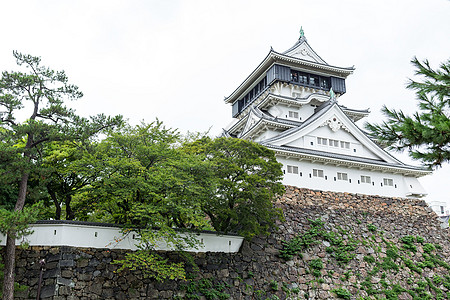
[227, 106, 300, 138]
[282, 33, 328, 64]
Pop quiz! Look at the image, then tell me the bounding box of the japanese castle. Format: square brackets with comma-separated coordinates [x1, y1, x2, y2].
[223, 29, 430, 198]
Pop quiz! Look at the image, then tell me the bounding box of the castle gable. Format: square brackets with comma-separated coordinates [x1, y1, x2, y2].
[282, 36, 327, 64]
[262, 101, 402, 165]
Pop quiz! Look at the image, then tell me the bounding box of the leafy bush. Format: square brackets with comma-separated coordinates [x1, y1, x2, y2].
[423, 243, 435, 254]
[364, 255, 376, 264]
[331, 287, 351, 299]
[309, 259, 323, 277]
[400, 236, 417, 252]
[367, 223, 377, 232]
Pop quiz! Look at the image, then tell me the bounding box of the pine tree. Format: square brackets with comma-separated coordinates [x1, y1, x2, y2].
[366, 57, 450, 168]
[0, 51, 122, 300]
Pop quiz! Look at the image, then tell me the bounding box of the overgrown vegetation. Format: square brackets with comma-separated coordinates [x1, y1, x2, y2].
[279, 217, 450, 299]
[180, 278, 230, 300]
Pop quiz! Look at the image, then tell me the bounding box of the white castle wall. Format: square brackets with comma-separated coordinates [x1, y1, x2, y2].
[268, 104, 316, 122]
[278, 157, 426, 198]
[0, 222, 244, 253]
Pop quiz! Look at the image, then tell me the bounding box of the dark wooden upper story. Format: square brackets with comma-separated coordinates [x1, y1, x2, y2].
[232, 64, 346, 118]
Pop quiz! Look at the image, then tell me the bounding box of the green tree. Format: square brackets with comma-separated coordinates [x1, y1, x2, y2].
[75, 121, 211, 280]
[0, 51, 122, 299]
[366, 58, 450, 168]
[42, 141, 104, 220]
[184, 137, 285, 239]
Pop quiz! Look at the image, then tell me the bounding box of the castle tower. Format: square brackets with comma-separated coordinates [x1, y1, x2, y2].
[223, 29, 430, 198]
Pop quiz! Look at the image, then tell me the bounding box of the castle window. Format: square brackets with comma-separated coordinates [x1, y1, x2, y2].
[309, 75, 319, 87]
[340, 141, 350, 149]
[383, 178, 394, 186]
[441, 206, 445, 214]
[317, 137, 327, 145]
[337, 172, 348, 181]
[287, 165, 299, 174]
[361, 176, 371, 184]
[329, 139, 339, 147]
[313, 169, 324, 178]
[299, 73, 308, 84]
[289, 111, 299, 119]
[291, 71, 299, 82]
[320, 77, 330, 89]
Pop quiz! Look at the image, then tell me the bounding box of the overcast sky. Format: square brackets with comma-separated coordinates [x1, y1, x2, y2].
[1, 0, 449, 206]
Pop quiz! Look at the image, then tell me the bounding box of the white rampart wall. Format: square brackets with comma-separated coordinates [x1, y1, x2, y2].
[0, 223, 244, 253]
[278, 157, 426, 198]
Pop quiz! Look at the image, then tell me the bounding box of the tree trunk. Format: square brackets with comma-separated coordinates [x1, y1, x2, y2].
[66, 195, 74, 220]
[2, 234, 17, 300]
[47, 186, 61, 220]
[2, 172, 29, 300]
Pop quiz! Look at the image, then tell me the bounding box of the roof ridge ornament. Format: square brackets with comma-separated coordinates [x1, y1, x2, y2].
[299, 26, 305, 40]
[329, 88, 337, 102]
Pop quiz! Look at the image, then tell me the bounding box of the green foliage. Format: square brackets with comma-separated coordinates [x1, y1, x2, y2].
[433, 275, 443, 285]
[182, 278, 230, 300]
[423, 243, 435, 254]
[404, 258, 422, 274]
[380, 256, 399, 272]
[269, 280, 279, 291]
[331, 287, 351, 299]
[279, 219, 324, 260]
[0, 50, 122, 298]
[367, 224, 377, 232]
[364, 255, 376, 264]
[77, 122, 207, 227]
[323, 230, 358, 264]
[71, 123, 285, 280]
[184, 137, 285, 239]
[400, 235, 417, 253]
[112, 251, 186, 281]
[0, 204, 39, 238]
[41, 141, 104, 220]
[416, 236, 425, 244]
[309, 259, 323, 277]
[280, 219, 358, 266]
[366, 57, 450, 168]
[386, 247, 400, 260]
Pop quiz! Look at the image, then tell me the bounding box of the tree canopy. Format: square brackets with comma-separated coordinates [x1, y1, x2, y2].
[0, 51, 122, 299]
[0, 51, 285, 291]
[366, 58, 450, 168]
[72, 125, 285, 280]
[183, 137, 285, 239]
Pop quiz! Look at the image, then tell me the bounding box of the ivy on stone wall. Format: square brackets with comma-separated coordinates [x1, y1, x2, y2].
[280, 217, 450, 300]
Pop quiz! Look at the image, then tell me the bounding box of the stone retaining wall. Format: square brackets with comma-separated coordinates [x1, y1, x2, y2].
[3, 186, 450, 299]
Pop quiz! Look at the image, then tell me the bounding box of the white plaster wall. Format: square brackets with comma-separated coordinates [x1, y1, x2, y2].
[267, 104, 315, 122]
[278, 157, 425, 198]
[254, 130, 282, 142]
[287, 126, 380, 160]
[0, 223, 244, 253]
[428, 201, 449, 217]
